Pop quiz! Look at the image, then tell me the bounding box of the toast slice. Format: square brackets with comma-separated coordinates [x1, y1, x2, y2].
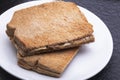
[17, 48, 79, 77]
[6, 1, 94, 56]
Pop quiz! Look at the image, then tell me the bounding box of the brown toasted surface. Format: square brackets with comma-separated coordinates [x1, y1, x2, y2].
[7, 1, 94, 53]
[17, 47, 79, 77]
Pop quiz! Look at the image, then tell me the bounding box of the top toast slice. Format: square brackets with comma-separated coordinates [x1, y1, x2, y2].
[6, 1, 94, 56]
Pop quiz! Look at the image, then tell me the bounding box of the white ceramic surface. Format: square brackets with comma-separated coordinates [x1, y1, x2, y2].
[0, 0, 113, 80]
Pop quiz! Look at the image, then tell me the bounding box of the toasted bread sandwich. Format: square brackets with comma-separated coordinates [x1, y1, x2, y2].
[17, 48, 79, 77]
[6, 1, 94, 56]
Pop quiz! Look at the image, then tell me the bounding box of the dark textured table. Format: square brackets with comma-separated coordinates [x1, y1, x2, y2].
[0, 0, 120, 80]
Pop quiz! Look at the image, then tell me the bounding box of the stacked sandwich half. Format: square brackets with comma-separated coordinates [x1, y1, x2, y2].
[6, 1, 94, 77]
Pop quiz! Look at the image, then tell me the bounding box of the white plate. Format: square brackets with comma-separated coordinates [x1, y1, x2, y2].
[0, 0, 113, 80]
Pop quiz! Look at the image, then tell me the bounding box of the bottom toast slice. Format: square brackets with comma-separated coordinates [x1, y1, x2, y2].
[17, 48, 79, 77]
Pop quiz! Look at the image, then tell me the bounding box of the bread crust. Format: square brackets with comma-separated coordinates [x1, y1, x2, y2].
[17, 35, 94, 56]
